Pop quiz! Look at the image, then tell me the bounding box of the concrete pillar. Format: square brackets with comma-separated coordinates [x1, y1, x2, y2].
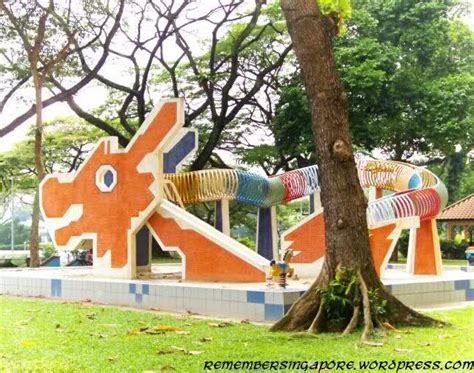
[407, 219, 442, 275]
[256, 206, 279, 260]
[309, 192, 322, 214]
[368, 186, 383, 202]
[406, 227, 417, 274]
[214, 200, 230, 236]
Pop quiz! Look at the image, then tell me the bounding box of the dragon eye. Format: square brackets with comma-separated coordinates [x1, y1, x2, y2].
[95, 165, 117, 192]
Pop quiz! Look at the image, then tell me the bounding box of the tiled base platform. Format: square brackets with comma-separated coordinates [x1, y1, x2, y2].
[1, 266, 473, 322]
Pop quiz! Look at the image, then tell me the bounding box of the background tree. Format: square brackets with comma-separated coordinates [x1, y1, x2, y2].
[0, 0, 125, 136]
[1, 0, 76, 265]
[266, 0, 473, 199]
[0, 118, 100, 252]
[272, 0, 435, 338]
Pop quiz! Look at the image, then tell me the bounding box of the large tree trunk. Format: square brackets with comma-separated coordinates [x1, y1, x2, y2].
[28, 72, 45, 268]
[272, 0, 436, 335]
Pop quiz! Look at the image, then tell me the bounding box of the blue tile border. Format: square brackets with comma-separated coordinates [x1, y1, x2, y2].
[466, 289, 474, 301]
[135, 294, 143, 304]
[51, 279, 62, 297]
[454, 279, 470, 290]
[264, 304, 284, 321]
[2, 271, 473, 323]
[247, 291, 265, 304]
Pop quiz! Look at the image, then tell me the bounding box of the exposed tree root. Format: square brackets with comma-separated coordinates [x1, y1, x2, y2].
[359, 270, 374, 342]
[270, 265, 442, 337]
[343, 305, 360, 335]
[308, 299, 325, 334]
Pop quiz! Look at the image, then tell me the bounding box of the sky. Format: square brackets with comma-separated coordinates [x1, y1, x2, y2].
[0, 0, 473, 155]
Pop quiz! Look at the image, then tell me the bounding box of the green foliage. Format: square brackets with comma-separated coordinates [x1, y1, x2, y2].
[429, 153, 473, 203]
[335, 0, 473, 160]
[236, 236, 256, 250]
[319, 0, 352, 32]
[319, 0, 352, 18]
[270, 0, 473, 199]
[277, 201, 309, 233]
[236, 145, 282, 174]
[395, 232, 470, 261]
[367, 288, 387, 319]
[394, 230, 410, 258]
[39, 242, 56, 259]
[274, 0, 473, 159]
[273, 77, 314, 161]
[0, 219, 29, 247]
[0, 117, 101, 194]
[440, 240, 469, 260]
[317, 267, 358, 320]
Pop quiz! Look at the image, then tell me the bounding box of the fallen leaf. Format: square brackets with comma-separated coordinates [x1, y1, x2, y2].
[363, 341, 384, 347]
[154, 325, 183, 332]
[20, 339, 34, 347]
[158, 348, 178, 355]
[175, 330, 190, 335]
[208, 322, 232, 328]
[438, 334, 453, 339]
[199, 337, 213, 342]
[90, 333, 107, 339]
[85, 313, 97, 320]
[170, 346, 187, 353]
[187, 350, 204, 356]
[146, 329, 165, 335]
[107, 356, 117, 363]
[16, 317, 33, 326]
[418, 342, 432, 347]
[382, 322, 397, 331]
[159, 365, 176, 372]
[127, 328, 142, 336]
[395, 348, 414, 353]
[395, 335, 401, 339]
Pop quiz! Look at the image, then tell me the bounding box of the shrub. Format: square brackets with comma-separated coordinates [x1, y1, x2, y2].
[39, 242, 56, 259]
[440, 240, 468, 259]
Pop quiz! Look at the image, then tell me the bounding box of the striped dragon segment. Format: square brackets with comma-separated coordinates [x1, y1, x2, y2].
[279, 160, 447, 277]
[165, 159, 447, 226]
[165, 159, 447, 278]
[164, 165, 320, 208]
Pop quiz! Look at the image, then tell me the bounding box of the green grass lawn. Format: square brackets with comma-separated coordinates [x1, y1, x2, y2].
[152, 256, 182, 264]
[389, 258, 468, 266]
[0, 296, 472, 372]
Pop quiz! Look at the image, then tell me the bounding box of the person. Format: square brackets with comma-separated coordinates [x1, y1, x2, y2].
[465, 247, 474, 266]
